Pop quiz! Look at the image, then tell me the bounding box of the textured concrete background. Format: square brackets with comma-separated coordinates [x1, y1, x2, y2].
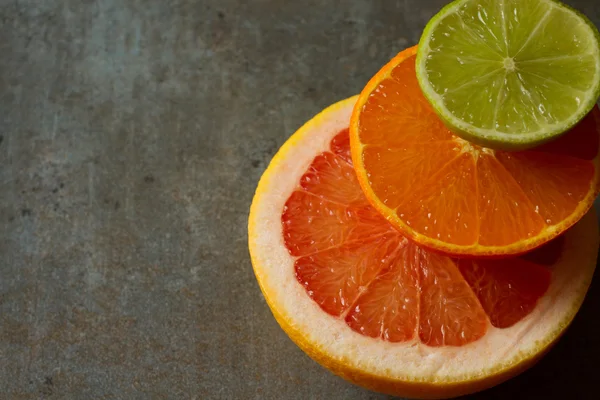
[1, 0, 600, 399]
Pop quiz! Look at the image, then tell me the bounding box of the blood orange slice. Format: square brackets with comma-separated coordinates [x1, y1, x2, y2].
[350, 46, 600, 256]
[248, 96, 599, 399]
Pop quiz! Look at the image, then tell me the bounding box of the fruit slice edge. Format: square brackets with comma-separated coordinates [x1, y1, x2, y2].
[350, 45, 600, 256]
[248, 96, 599, 398]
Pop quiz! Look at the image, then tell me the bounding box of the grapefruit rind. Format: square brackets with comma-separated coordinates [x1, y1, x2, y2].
[248, 96, 599, 398]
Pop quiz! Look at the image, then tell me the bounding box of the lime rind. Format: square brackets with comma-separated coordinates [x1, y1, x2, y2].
[416, 0, 600, 150]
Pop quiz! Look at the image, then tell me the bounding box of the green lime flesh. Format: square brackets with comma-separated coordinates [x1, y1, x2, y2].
[416, 0, 600, 150]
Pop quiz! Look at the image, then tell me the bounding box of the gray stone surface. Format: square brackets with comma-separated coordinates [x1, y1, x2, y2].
[1, 0, 599, 398]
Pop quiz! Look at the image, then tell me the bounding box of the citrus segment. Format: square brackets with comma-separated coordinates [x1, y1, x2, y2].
[282, 190, 391, 256]
[417, 248, 488, 347]
[344, 241, 419, 342]
[249, 96, 599, 398]
[458, 258, 552, 329]
[351, 46, 600, 256]
[495, 152, 594, 225]
[362, 141, 459, 209]
[416, 0, 600, 148]
[295, 234, 402, 317]
[330, 128, 354, 164]
[299, 151, 365, 206]
[476, 153, 544, 246]
[398, 153, 480, 246]
[360, 60, 452, 148]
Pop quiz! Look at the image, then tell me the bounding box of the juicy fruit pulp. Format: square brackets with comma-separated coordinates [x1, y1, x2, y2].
[282, 129, 555, 347]
[353, 48, 600, 256]
[416, 0, 600, 149]
[250, 95, 599, 398]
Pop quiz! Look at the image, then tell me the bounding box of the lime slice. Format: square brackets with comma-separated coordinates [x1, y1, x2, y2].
[416, 0, 600, 150]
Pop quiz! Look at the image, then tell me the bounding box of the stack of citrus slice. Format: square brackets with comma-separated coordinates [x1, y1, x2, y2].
[249, 0, 600, 398]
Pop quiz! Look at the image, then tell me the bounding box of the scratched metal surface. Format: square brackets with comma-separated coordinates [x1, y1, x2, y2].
[0, 0, 599, 399]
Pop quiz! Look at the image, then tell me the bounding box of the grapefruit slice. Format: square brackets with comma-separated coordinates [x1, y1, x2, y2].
[350, 46, 600, 257]
[248, 96, 599, 399]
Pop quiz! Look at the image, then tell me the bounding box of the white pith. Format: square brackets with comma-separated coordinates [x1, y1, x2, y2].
[249, 96, 599, 382]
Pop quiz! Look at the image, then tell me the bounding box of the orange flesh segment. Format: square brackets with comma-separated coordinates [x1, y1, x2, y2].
[396, 153, 479, 246]
[458, 258, 552, 329]
[356, 54, 600, 249]
[330, 128, 354, 165]
[359, 62, 452, 148]
[362, 141, 459, 209]
[418, 249, 488, 346]
[282, 191, 393, 257]
[345, 240, 419, 342]
[495, 152, 594, 225]
[282, 130, 554, 346]
[295, 234, 403, 316]
[299, 151, 367, 206]
[476, 154, 545, 246]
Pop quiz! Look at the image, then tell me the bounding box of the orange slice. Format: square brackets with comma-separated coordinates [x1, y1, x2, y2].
[350, 46, 600, 256]
[248, 96, 599, 398]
